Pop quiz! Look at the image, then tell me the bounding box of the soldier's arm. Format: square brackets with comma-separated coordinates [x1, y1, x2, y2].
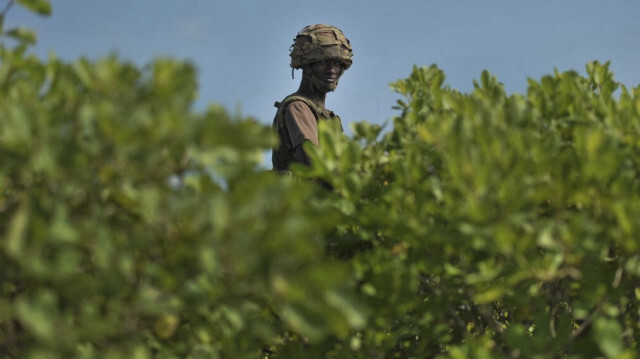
[285, 102, 332, 189]
[284, 101, 319, 166]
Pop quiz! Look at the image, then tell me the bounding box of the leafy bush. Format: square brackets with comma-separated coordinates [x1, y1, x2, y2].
[1, 3, 363, 359]
[300, 62, 640, 358]
[2, 2, 640, 358]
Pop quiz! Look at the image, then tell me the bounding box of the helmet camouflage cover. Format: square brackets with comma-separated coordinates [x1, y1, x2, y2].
[290, 24, 353, 70]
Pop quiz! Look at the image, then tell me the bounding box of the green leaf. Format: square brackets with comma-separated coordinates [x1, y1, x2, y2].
[593, 318, 623, 358]
[5, 197, 30, 258]
[280, 304, 325, 342]
[16, 0, 52, 16]
[15, 290, 57, 341]
[474, 287, 504, 304]
[324, 290, 367, 329]
[5, 27, 37, 45]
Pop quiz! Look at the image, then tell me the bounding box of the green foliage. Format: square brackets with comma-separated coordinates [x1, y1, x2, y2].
[1, 0, 51, 47]
[0, 35, 362, 358]
[2, 4, 640, 357]
[297, 62, 640, 358]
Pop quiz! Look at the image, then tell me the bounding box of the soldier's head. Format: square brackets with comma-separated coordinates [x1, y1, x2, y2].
[289, 24, 353, 93]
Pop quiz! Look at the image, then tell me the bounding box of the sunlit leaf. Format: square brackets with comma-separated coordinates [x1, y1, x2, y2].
[16, 0, 52, 16]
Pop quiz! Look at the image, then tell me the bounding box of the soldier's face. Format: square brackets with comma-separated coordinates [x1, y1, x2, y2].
[309, 60, 344, 88]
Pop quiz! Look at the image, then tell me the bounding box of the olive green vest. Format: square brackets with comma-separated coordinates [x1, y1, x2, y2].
[271, 95, 343, 171]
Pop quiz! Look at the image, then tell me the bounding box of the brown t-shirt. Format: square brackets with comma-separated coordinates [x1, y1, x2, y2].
[284, 101, 320, 147]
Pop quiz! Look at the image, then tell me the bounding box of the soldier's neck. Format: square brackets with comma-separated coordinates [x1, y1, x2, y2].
[296, 81, 327, 108]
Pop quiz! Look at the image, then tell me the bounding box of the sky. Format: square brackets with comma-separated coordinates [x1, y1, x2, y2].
[7, 0, 640, 136]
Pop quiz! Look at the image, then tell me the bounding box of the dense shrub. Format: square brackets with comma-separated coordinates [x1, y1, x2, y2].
[299, 62, 640, 358]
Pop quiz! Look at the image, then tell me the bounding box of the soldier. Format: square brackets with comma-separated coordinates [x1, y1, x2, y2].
[272, 24, 353, 172]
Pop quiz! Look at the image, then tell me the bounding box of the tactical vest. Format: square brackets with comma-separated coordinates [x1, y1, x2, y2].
[271, 95, 343, 171]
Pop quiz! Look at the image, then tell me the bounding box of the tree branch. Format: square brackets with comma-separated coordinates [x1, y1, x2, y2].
[1, 0, 15, 17]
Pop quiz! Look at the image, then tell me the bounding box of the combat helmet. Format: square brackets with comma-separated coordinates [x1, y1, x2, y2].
[290, 24, 353, 70]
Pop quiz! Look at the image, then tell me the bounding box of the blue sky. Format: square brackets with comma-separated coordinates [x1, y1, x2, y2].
[8, 0, 640, 133]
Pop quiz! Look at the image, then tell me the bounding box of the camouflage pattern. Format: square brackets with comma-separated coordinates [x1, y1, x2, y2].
[290, 24, 353, 70]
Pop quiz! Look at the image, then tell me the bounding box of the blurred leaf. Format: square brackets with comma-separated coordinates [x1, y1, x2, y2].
[154, 314, 179, 339]
[16, 0, 52, 16]
[593, 318, 623, 358]
[5, 27, 37, 44]
[4, 197, 29, 258]
[280, 304, 325, 342]
[15, 290, 57, 341]
[324, 289, 367, 329]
